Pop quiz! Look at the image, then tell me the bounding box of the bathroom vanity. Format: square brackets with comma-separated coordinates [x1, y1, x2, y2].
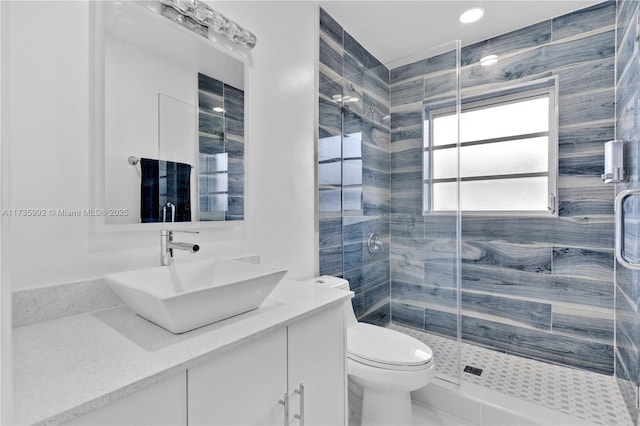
[12, 279, 351, 425]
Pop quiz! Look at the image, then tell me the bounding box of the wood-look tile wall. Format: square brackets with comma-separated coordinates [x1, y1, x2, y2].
[389, 2, 618, 375]
[318, 8, 391, 325]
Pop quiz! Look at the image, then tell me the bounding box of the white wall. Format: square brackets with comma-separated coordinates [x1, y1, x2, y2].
[4, 0, 319, 290]
[0, 1, 11, 422]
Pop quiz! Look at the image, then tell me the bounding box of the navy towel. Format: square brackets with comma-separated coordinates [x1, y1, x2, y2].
[140, 158, 192, 223]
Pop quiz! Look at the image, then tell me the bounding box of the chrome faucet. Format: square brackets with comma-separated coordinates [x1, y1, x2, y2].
[163, 202, 175, 223]
[161, 229, 200, 266]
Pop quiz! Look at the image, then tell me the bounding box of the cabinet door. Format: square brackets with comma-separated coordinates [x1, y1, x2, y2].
[64, 372, 187, 425]
[288, 305, 346, 426]
[188, 328, 287, 425]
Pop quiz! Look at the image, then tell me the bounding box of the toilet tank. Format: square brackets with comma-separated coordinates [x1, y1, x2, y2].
[307, 276, 357, 328]
[310, 276, 350, 291]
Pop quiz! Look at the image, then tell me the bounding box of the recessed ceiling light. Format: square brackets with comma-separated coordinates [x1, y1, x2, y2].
[459, 7, 485, 24]
[480, 54, 498, 66]
[213, 107, 225, 113]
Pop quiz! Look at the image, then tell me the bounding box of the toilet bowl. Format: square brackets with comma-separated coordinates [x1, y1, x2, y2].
[311, 276, 434, 426]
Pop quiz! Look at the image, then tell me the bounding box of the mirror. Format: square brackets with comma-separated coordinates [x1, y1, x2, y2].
[95, 1, 245, 225]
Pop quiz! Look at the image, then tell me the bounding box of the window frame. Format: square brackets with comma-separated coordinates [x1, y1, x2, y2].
[423, 78, 558, 216]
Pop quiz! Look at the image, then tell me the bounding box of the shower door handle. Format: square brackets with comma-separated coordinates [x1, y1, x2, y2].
[615, 189, 640, 269]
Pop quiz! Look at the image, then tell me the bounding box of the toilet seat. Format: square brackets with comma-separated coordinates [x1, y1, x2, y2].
[347, 323, 433, 371]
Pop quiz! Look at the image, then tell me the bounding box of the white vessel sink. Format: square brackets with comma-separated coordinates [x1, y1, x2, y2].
[104, 259, 287, 333]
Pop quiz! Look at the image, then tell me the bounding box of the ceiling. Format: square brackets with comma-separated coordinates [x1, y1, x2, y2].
[319, 1, 605, 68]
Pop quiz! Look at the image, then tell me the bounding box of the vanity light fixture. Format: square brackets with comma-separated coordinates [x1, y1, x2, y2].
[159, 0, 257, 49]
[480, 54, 499, 66]
[459, 7, 485, 24]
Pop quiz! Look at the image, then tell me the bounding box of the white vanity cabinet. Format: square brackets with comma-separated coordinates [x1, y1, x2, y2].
[187, 328, 288, 425]
[21, 292, 350, 426]
[188, 305, 346, 426]
[287, 304, 346, 425]
[64, 373, 187, 426]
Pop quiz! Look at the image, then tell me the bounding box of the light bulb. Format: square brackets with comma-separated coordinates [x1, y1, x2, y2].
[459, 7, 485, 24]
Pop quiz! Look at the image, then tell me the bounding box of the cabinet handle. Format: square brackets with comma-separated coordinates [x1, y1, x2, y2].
[293, 383, 304, 426]
[278, 392, 289, 426]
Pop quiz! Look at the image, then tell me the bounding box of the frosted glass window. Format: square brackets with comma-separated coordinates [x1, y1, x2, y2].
[199, 152, 228, 172]
[427, 83, 557, 214]
[460, 137, 548, 177]
[432, 182, 458, 212]
[202, 194, 228, 212]
[423, 151, 430, 180]
[460, 97, 549, 142]
[423, 150, 431, 212]
[433, 115, 458, 147]
[318, 162, 341, 186]
[462, 177, 548, 211]
[432, 137, 549, 181]
[343, 160, 363, 186]
[343, 187, 362, 211]
[199, 152, 229, 220]
[318, 135, 341, 161]
[344, 132, 362, 158]
[199, 174, 228, 193]
[433, 148, 457, 180]
[319, 188, 341, 212]
[433, 177, 549, 212]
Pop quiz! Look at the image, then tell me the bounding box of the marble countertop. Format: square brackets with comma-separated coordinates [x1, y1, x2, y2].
[12, 279, 352, 426]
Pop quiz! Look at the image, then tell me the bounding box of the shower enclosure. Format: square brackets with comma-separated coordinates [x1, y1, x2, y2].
[319, 2, 637, 424]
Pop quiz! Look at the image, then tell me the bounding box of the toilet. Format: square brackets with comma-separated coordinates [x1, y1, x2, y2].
[311, 276, 434, 426]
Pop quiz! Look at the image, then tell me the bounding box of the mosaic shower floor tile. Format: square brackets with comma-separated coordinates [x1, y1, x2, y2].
[388, 323, 633, 426]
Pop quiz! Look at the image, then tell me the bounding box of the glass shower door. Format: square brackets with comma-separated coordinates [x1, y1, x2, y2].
[390, 39, 462, 385]
[426, 40, 462, 385]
